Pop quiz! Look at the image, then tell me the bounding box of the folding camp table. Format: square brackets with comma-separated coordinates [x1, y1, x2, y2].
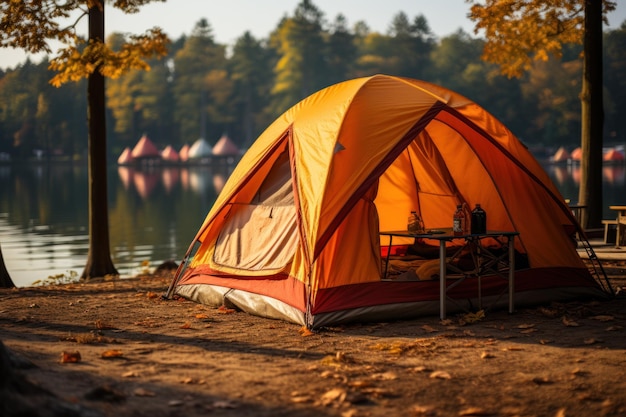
[380, 230, 519, 320]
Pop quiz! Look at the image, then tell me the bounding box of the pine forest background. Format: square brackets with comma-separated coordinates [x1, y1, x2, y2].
[1, 3, 626, 161]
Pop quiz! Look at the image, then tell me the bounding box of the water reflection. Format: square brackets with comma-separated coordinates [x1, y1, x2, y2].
[1, 162, 237, 287]
[543, 163, 626, 217]
[547, 163, 625, 187]
[2, 160, 623, 288]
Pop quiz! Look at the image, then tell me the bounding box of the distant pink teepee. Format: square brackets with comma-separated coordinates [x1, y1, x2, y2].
[551, 146, 570, 162]
[604, 148, 625, 162]
[117, 147, 134, 165]
[179, 144, 190, 162]
[161, 145, 180, 162]
[131, 134, 160, 159]
[212, 134, 240, 156]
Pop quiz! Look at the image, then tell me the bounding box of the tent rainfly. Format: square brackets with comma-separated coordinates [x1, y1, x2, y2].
[166, 75, 609, 329]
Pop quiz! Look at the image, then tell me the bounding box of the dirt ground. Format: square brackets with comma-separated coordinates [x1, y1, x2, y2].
[0, 262, 625, 417]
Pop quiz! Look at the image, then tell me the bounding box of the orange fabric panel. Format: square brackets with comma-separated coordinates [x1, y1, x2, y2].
[313, 184, 381, 292]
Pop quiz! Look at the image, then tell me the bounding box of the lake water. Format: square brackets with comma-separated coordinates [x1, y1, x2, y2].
[1, 161, 624, 287]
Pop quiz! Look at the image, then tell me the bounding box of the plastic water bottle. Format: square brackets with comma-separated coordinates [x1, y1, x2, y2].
[471, 204, 487, 234]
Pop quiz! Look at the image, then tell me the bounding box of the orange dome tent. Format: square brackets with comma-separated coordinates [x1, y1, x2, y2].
[167, 75, 608, 328]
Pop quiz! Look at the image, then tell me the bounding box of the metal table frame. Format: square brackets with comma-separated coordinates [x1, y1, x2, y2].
[380, 230, 519, 320]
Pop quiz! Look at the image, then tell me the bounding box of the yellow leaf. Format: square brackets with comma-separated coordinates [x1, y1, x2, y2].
[60, 351, 81, 363]
[299, 326, 315, 336]
[459, 407, 493, 416]
[101, 349, 124, 359]
[429, 370, 451, 379]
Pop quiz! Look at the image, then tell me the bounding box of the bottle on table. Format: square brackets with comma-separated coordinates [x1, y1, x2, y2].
[471, 203, 487, 234]
[408, 211, 424, 234]
[453, 204, 466, 236]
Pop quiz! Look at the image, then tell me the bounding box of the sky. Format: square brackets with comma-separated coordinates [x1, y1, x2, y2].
[2, 0, 626, 70]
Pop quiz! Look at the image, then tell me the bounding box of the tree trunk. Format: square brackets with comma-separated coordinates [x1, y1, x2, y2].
[578, 0, 604, 229]
[81, 1, 118, 279]
[0, 244, 15, 288]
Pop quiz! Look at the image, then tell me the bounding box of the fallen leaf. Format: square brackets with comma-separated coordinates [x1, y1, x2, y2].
[60, 351, 81, 363]
[480, 351, 495, 359]
[195, 313, 209, 319]
[217, 305, 235, 314]
[605, 325, 623, 331]
[459, 407, 493, 416]
[517, 323, 535, 329]
[555, 408, 567, 417]
[562, 317, 580, 327]
[299, 326, 315, 336]
[145, 292, 159, 299]
[213, 400, 238, 409]
[421, 324, 438, 333]
[412, 404, 436, 416]
[532, 376, 552, 385]
[429, 370, 452, 379]
[168, 400, 184, 407]
[539, 339, 554, 345]
[440, 319, 454, 326]
[122, 371, 139, 378]
[348, 380, 372, 388]
[361, 387, 393, 398]
[591, 315, 614, 322]
[95, 320, 116, 330]
[319, 388, 347, 407]
[371, 371, 397, 380]
[133, 388, 155, 397]
[291, 395, 311, 403]
[460, 310, 485, 324]
[101, 349, 124, 359]
[180, 322, 192, 329]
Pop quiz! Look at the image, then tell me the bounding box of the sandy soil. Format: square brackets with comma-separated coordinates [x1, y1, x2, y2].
[0, 264, 625, 417]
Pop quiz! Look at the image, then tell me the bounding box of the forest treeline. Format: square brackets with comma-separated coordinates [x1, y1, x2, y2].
[1, 1, 625, 160]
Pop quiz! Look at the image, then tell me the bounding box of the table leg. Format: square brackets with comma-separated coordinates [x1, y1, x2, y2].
[439, 239, 447, 320]
[383, 235, 392, 278]
[508, 235, 515, 314]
